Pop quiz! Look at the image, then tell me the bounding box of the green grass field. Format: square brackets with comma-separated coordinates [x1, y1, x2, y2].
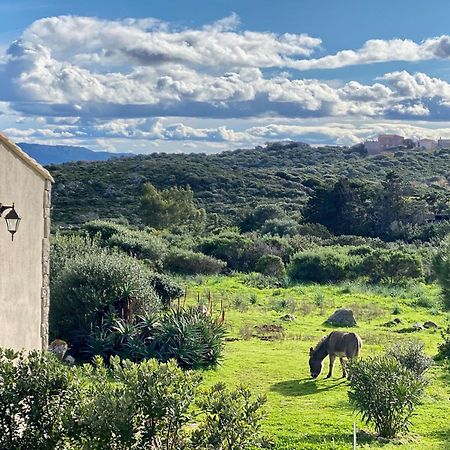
[186, 275, 450, 449]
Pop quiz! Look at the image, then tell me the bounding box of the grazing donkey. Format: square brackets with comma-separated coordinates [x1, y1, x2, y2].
[309, 331, 362, 379]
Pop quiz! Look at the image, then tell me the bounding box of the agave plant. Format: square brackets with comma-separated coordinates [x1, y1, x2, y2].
[153, 307, 226, 369]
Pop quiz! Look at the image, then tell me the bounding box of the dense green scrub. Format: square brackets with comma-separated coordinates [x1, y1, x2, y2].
[47, 143, 450, 226]
[187, 276, 450, 449]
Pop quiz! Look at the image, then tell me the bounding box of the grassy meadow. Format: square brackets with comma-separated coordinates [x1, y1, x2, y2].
[186, 275, 450, 449]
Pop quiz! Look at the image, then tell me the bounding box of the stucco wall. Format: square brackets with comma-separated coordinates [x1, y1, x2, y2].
[0, 141, 50, 351]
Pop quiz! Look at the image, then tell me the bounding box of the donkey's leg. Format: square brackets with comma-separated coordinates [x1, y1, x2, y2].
[326, 354, 336, 378]
[340, 357, 347, 378]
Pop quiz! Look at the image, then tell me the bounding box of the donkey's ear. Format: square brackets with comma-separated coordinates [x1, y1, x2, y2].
[309, 347, 314, 355]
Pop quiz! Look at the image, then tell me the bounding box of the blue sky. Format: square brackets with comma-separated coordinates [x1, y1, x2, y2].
[1, 0, 450, 153]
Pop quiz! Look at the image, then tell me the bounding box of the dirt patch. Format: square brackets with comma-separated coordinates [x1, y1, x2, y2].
[253, 324, 285, 341]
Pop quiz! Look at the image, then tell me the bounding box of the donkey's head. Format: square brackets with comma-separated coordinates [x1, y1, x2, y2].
[309, 347, 323, 379]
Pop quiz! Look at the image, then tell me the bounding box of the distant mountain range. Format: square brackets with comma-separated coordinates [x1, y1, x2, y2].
[18, 142, 132, 165]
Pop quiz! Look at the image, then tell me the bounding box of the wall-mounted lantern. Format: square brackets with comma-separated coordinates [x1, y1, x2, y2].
[0, 203, 21, 240]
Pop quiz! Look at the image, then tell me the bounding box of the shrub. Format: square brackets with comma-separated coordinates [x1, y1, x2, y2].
[432, 238, 450, 309]
[261, 217, 300, 236]
[361, 249, 424, 284]
[288, 248, 358, 283]
[82, 307, 226, 369]
[240, 203, 285, 232]
[192, 382, 267, 450]
[50, 251, 160, 343]
[386, 340, 433, 377]
[348, 355, 428, 438]
[51, 232, 103, 280]
[255, 254, 286, 279]
[108, 230, 167, 263]
[0, 351, 266, 450]
[69, 357, 201, 450]
[0, 349, 73, 450]
[297, 223, 332, 239]
[148, 272, 184, 308]
[83, 219, 124, 240]
[164, 248, 226, 275]
[152, 307, 226, 369]
[437, 322, 450, 361]
[198, 231, 255, 271]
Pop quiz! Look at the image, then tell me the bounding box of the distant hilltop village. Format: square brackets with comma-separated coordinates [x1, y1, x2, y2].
[363, 135, 450, 155]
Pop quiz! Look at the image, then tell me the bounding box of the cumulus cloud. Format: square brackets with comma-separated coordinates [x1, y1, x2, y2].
[2, 14, 450, 150]
[291, 35, 450, 70]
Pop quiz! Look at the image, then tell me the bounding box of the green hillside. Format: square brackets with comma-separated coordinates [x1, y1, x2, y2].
[47, 142, 450, 226]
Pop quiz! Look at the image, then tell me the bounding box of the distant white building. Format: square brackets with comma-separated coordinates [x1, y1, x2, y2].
[437, 138, 450, 149]
[418, 138, 437, 151]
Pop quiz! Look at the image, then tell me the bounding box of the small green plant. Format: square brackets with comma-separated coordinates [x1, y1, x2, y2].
[432, 237, 450, 310]
[386, 340, 433, 377]
[192, 382, 267, 450]
[437, 322, 450, 362]
[255, 254, 286, 279]
[392, 303, 402, 315]
[348, 355, 428, 439]
[233, 296, 249, 312]
[249, 292, 258, 305]
[313, 292, 325, 308]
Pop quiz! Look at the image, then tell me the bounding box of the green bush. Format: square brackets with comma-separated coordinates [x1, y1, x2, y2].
[0, 349, 73, 450]
[81, 307, 226, 369]
[386, 340, 433, 377]
[199, 231, 255, 271]
[288, 247, 358, 283]
[255, 254, 286, 279]
[432, 238, 450, 309]
[348, 355, 428, 438]
[260, 217, 300, 236]
[164, 248, 226, 275]
[51, 232, 103, 279]
[192, 382, 267, 450]
[148, 272, 184, 308]
[50, 251, 160, 343]
[0, 350, 266, 449]
[361, 249, 423, 283]
[437, 322, 450, 362]
[152, 307, 226, 369]
[108, 230, 167, 263]
[83, 219, 125, 240]
[68, 357, 201, 450]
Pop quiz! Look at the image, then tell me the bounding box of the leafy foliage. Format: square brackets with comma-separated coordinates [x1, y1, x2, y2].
[255, 254, 286, 279]
[348, 355, 428, 438]
[288, 247, 358, 283]
[192, 382, 267, 450]
[48, 143, 450, 239]
[360, 249, 424, 283]
[50, 250, 160, 342]
[0, 351, 266, 450]
[432, 237, 450, 309]
[141, 182, 206, 230]
[164, 248, 226, 275]
[79, 307, 226, 369]
[0, 349, 72, 450]
[386, 340, 433, 377]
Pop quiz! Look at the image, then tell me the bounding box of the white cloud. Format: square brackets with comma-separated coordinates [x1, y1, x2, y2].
[2, 15, 450, 151]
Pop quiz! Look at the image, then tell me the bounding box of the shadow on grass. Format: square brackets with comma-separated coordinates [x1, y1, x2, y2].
[270, 377, 347, 397]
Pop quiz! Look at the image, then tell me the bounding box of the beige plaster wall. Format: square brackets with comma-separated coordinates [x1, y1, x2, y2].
[0, 141, 50, 351]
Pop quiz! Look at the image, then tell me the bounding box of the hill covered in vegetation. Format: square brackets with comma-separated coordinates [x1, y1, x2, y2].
[47, 142, 450, 228]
